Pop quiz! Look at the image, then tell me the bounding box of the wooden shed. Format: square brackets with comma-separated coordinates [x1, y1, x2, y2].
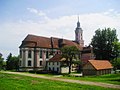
[83, 60, 113, 76]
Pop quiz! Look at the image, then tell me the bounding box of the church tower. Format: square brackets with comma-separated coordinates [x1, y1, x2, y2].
[75, 17, 84, 47]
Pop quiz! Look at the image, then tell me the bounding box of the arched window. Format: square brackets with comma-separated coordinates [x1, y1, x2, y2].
[40, 61, 42, 66]
[28, 60, 31, 66]
[28, 50, 32, 58]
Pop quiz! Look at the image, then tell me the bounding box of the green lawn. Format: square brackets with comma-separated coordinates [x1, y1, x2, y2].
[62, 73, 120, 85]
[0, 72, 117, 90]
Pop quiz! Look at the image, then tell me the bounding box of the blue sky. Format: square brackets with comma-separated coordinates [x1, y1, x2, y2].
[0, 0, 120, 59]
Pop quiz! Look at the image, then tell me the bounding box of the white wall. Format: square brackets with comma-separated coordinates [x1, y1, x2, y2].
[19, 48, 58, 70]
[47, 62, 61, 72]
[61, 67, 69, 73]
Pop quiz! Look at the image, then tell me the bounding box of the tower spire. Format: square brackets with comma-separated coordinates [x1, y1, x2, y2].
[75, 16, 84, 46]
[77, 16, 80, 28]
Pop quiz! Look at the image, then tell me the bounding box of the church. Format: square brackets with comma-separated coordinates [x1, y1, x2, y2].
[19, 18, 94, 71]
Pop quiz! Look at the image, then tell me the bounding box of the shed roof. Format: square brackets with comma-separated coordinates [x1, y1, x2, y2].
[88, 60, 113, 70]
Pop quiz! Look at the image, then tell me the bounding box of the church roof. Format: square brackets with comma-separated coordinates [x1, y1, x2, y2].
[19, 34, 82, 49]
[87, 60, 113, 70]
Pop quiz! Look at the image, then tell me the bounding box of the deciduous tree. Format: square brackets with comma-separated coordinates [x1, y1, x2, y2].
[6, 53, 19, 70]
[61, 46, 79, 74]
[91, 28, 118, 60]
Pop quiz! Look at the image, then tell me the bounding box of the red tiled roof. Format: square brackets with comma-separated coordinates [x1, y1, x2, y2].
[20, 34, 51, 48]
[88, 60, 113, 70]
[19, 34, 82, 50]
[63, 39, 82, 50]
[48, 54, 65, 62]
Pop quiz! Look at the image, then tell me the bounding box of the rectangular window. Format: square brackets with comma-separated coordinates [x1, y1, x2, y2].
[57, 67, 59, 72]
[46, 50, 49, 58]
[53, 67, 54, 71]
[28, 50, 32, 58]
[57, 62, 59, 65]
[28, 60, 31, 66]
[40, 50, 42, 58]
[40, 61, 42, 66]
[53, 62, 54, 65]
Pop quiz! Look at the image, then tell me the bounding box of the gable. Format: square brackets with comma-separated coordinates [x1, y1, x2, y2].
[83, 62, 95, 70]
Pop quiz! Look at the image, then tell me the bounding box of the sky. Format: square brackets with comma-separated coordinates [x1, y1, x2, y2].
[0, 0, 120, 59]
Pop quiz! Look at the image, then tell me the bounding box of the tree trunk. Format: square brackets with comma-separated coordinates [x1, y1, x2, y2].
[69, 58, 72, 74]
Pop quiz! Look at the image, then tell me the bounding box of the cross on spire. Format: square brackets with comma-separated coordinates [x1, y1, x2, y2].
[77, 16, 80, 28]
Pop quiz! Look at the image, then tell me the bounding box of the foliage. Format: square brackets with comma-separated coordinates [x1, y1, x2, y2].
[112, 42, 120, 59]
[61, 46, 79, 74]
[91, 28, 118, 60]
[0, 72, 116, 90]
[0, 53, 4, 70]
[6, 53, 19, 70]
[112, 58, 120, 69]
[72, 60, 82, 72]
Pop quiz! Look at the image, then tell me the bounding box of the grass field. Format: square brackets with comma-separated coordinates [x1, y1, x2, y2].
[0, 72, 118, 90]
[62, 73, 120, 85]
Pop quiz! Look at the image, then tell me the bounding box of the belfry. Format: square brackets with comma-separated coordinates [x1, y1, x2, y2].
[75, 16, 84, 47]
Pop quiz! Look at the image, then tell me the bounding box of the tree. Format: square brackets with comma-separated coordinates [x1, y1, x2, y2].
[112, 42, 120, 71]
[6, 53, 19, 70]
[6, 53, 12, 70]
[91, 28, 118, 60]
[61, 46, 79, 74]
[0, 53, 4, 70]
[112, 41, 120, 60]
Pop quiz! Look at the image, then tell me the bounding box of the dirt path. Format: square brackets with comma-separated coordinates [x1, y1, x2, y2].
[1, 71, 120, 89]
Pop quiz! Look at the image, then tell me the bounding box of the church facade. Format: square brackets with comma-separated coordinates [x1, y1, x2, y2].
[19, 19, 93, 71]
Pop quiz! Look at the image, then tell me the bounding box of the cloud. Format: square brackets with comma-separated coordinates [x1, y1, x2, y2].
[27, 8, 38, 14]
[27, 8, 49, 20]
[27, 8, 46, 16]
[0, 9, 120, 59]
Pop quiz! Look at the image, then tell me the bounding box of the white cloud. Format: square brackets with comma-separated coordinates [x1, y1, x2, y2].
[0, 9, 120, 59]
[27, 8, 38, 14]
[27, 8, 46, 16]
